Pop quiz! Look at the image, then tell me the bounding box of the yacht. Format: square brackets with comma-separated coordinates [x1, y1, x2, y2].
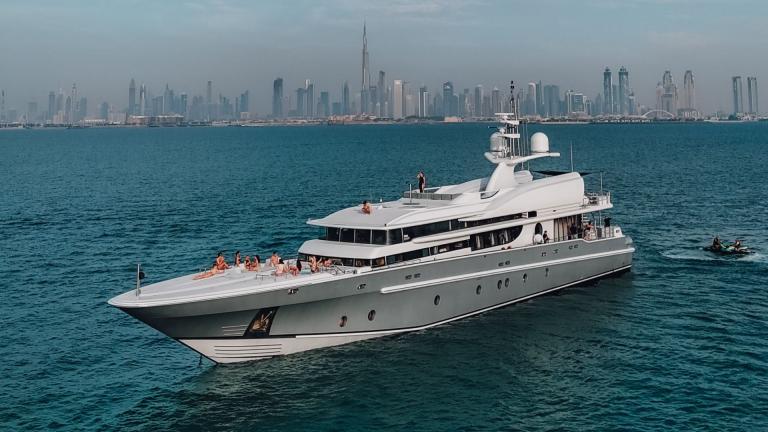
[109, 107, 635, 364]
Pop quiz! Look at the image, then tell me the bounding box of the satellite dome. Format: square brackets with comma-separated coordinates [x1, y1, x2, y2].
[530, 132, 549, 153]
[489, 132, 504, 153]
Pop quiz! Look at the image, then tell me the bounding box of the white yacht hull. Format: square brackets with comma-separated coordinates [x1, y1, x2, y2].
[161, 241, 633, 363]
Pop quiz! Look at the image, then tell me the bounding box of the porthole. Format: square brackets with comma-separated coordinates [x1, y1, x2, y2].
[505, 278, 510, 287]
[339, 316, 347, 327]
[523, 273, 528, 283]
[497, 280, 502, 290]
[434, 295, 440, 305]
[368, 310, 376, 321]
[476, 285, 482, 295]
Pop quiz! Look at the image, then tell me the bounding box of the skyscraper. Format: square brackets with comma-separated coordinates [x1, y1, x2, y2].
[618, 66, 629, 115]
[206, 81, 212, 120]
[661, 71, 677, 115]
[442, 82, 454, 117]
[747, 77, 758, 115]
[377, 71, 386, 117]
[305, 80, 314, 118]
[474, 85, 484, 117]
[543, 85, 560, 117]
[139, 84, 147, 116]
[272, 78, 283, 118]
[47, 91, 55, 122]
[128, 79, 136, 115]
[296, 88, 306, 117]
[393, 80, 404, 119]
[360, 23, 370, 114]
[342, 81, 350, 115]
[683, 70, 695, 110]
[320, 91, 330, 117]
[732, 76, 744, 115]
[491, 87, 501, 115]
[418, 86, 429, 118]
[0, 89, 5, 122]
[525, 83, 536, 116]
[603, 67, 613, 114]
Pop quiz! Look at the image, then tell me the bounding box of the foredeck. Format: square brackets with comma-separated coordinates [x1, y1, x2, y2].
[109, 263, 357, 308]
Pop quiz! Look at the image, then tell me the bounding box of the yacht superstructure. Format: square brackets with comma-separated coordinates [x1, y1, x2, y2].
[109, 98, 634, 364]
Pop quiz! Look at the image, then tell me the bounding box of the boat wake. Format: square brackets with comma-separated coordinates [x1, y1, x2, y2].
[661, 248, 766, 264]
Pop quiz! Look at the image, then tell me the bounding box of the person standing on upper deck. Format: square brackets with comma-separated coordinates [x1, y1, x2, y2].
[417, 170, 426, 193]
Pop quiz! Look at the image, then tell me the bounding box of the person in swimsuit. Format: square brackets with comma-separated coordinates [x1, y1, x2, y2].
[250, 255, 261, 271]
[309, 256, 319, 273]
[362, 200, 372, 214]
[270, 252, 280, 267]
[234, 251, 241, 267]
[275, 258, 288, 276]
[417, 171, 426, 193]
[244, 255, 251, 270]
[193, 252, 230, 279]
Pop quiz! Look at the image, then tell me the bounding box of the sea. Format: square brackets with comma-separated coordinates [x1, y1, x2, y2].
[1, 122, 767, 431]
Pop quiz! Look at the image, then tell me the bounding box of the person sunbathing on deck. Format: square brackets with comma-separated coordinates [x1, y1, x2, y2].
[362, 200, 372, 214]
[289, 259, 302, 276]
[193, 252, 230, 279]
[250, 255, 261, 271]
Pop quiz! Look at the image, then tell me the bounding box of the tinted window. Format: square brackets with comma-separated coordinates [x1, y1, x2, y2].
[326, 227, 340, 241]
[372, 230, 387, 245]
[355, 229, 371, 244]
[389, 229, 403, 244]
[340, 228, 354, 242]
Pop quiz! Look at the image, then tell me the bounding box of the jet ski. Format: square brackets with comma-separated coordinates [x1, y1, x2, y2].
[704, 243, 753, 255]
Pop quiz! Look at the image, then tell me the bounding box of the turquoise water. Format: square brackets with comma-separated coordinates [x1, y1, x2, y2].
[1, 123, 767, 431]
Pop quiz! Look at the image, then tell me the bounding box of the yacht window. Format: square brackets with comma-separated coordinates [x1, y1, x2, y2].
[354, 259, 370, 267]
[372, 230, 387, 245]
[449, 219, 463, 230]
[470, 226, 523, 251]
[355, 229, 371, 244]
[340, 228, 354, 242]
[389, 229, 403, 244]
[373, 257, 386, 267]
[326, 227, 340, 241]
[341, 258, 354, 267]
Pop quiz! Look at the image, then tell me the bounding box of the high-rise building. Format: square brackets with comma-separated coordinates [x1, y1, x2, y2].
[442, 82, 454, 117]
[618, 66, 629, 115]
[179, 93, 188, 117]
[377, 71, 386, 117]
[99, 102, 109, 120]
[525, 82, 536, 116]
[128, 79, 136, 115]
[0, 89, 5, 122]
[272, 78, 283, 118]
[360, 23, 371, 114]
[305, 80, 314, 118]
[543, 85, 560, 117]
[342, 81, 350, 115]
[747, 77, 758, 115]
[139, 84, 147, 116]
[238, 91, 249, 117]
[418, 86, 429, 118]
[661, 71, 678, 115]
[535, 81, 544, 116]
[603, 67, 613, 114]
[320, 91, 330, 117]
[296, 87, 306, 117]
[565, 90, 585, 115]
[682, 70, 695, 110]
[491, 87, 501, 114]
[206, 81, 212, 105]
[47, 91, 55, 122]
[393, 80, 404, 119]
[732, 76, 744, 115]
[474, 85, 483, 117]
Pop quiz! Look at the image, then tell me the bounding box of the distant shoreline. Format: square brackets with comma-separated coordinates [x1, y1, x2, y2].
[1, 118, 765, 130]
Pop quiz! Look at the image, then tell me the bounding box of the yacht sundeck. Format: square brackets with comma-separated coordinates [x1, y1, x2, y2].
[109, 101, 635, 364]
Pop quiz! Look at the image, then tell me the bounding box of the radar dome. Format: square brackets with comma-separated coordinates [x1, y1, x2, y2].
[489, 132, 504, 153]
[530, 132, 549, 153]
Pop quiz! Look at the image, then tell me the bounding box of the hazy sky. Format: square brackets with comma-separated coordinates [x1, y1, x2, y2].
[1, 0, 766, 114]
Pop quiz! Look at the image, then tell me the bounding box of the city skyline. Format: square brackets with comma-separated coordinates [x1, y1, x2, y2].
[1, 0, 767, 118]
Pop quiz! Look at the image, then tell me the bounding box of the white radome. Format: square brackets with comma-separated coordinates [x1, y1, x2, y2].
[530, 132, 549, 153]
[489, 132, 504, 153]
